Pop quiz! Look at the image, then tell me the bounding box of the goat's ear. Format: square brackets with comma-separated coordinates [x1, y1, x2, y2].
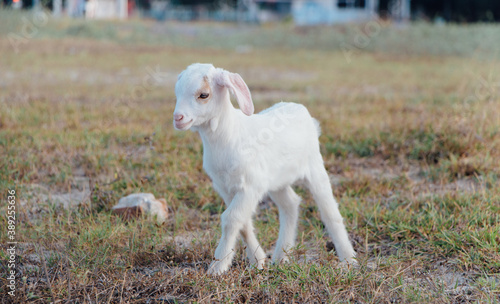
[215, 70, 254, 116]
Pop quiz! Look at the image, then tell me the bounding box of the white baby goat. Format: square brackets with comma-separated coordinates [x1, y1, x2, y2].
[173, 63, 356, 275]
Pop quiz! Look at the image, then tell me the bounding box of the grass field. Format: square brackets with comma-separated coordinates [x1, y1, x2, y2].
[1, 9, 500, 303]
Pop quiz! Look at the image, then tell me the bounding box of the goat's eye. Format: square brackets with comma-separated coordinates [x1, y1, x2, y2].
[199, 93, 209, 99]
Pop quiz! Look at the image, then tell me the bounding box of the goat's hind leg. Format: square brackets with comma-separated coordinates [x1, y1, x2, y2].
[269, 186, 301, 264]
[305, 161, 356, 264]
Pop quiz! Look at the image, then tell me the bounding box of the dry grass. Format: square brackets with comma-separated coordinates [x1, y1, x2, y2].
[0, 11, 499, 303]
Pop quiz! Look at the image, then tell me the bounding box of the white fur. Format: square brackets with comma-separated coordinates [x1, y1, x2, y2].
[173, 63, 356, 275]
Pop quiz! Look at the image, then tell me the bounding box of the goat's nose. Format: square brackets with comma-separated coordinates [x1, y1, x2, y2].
[174, 113, 184, 122]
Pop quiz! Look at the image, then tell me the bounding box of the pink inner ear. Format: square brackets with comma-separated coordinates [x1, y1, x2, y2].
[228, 73, 254, 116]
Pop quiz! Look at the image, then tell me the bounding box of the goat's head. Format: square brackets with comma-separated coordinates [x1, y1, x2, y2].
[173, 63, 254, 131]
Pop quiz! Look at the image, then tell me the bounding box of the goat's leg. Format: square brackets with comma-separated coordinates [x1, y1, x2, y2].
[208, 191, 259, 275]
[240, 219, 266, 269]
[214, 186, 266, 269]
[305, 160, 356, 264]
[269, 186, 301, 263]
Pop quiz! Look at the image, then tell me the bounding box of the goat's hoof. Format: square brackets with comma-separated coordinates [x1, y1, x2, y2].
[253, 258, 266, 270]
[340, 257, 358, 270]
[272, 256, 290, 265]
[207, 260, 229, 275]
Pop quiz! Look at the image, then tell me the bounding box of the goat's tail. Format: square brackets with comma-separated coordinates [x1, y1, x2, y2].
[312, 118, 321, 138]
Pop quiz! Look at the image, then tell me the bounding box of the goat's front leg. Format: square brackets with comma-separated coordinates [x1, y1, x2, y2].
[269, 187, 301, 263]
[208, 191, 258, 275]
[240, 219, 266, 269]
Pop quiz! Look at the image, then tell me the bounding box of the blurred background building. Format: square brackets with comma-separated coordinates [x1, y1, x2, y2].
[1, 0, 499, 23]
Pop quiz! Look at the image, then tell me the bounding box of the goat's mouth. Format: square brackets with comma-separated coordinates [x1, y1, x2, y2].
[174, 119, 194, 130]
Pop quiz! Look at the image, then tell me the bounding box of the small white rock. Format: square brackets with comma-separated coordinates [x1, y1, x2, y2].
[112, 193, 168, 223]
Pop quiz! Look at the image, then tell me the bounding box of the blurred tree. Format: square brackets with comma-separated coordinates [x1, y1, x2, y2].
[410, 0, 500, 22]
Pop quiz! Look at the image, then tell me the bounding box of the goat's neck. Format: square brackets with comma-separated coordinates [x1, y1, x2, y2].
[198, 96, 240, 146]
